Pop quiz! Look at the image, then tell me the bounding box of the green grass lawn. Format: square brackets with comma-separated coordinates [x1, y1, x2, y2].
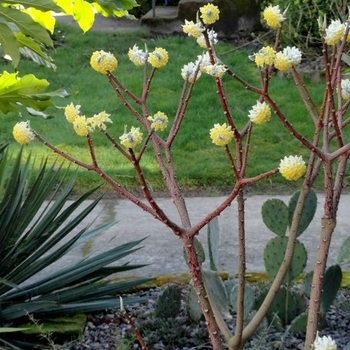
[3, 23, 346, 195]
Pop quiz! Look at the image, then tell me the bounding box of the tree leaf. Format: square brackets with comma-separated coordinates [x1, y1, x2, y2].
[21, 7, 56, 34]
[0, 22, 20, 67]
[4, 0, 63, 13]
[55, 0, 94, 32]
[0, 72, 69, 113]
[16, 32, 56, 69]
[0, 6, 53, 47]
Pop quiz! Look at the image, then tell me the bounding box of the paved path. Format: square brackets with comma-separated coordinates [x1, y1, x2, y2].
[38, 194, 350, 280]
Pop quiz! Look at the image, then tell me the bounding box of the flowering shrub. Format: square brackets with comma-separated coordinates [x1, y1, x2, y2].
[12, 3, 350, 350]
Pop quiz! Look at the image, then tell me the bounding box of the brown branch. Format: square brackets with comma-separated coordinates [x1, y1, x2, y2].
[231, 189, 246, 349]
[107, 71, 141, 104]
[183, 235, 224, 350]
[100, 129, 131, 160]
[263, 94, 326, 161]
[291, 67, 319, 124]
[106, 71, 145, 126]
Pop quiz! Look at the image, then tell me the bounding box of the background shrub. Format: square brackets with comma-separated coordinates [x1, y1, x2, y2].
[261, 0, 348, 56]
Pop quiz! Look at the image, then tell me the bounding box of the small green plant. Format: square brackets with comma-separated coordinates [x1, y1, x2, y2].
[256, 189, 342, 331]
[155, 284, 182, 319]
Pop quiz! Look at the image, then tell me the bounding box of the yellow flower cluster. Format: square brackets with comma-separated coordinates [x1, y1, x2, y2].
[248, 101, 271, 125]
[64, 103, 112, 136]
[197, 29, 218, 48]
[263, 5, 285, 29]
[181, 62, 201, 83]
[73, 116, 90, 137]
[182, 19, 204, 38]
[65, 103, 81, 123]
[209, 123, 233, 146]
[147, 111, 168, 131]
[128, 44, 147, 66]
[119, 126, 143, 148]
[90, 50, 118, 74]
[313, 331, 337, 350]
[325, 19, 345, 45]
[254, 46, 276, 68]
[89, 111, 112, 131]
[148, 47, 169, 68]
[274, 52, 292, 71]
[253, 46, 302, 71]
[341, 79, 350, 99]
[279, 155, 306, 181]
[12, 121, 35, 145]
[200, 4, 220, 25]
[274, 46, 302, 71]
[202, 62, 227, 78]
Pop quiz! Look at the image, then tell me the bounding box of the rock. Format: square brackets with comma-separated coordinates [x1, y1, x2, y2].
[142, 0, 264, 39]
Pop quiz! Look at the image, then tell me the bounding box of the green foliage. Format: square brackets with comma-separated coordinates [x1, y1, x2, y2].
[185, 218, 256, 324]
[229, 284, 255, 319]
[208, 217, 220, 271]
[0, 72, 69, 115]
[0, 146, 150, 348]
[255, 286, 307, 329]
[259, 190, 342, 332]
[262, 189, 317, 285]
[0, 0, 59, 68]
[0, 0, 138, 115]
[261, 0, 348, 55]
[337, 236, 350, 266]
[288, 189, 317, 236]
[321, 264, 342, 315]
[261, 198, 289, 236]
[264, 236, 307, 283]
[155, 284, 182, 319]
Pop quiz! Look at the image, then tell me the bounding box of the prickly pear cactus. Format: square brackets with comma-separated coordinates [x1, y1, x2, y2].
[288, 312, 308, 333]
[187, 270, 231, 322]
[187, 284, 203, 322]
[255, 285, 307, 329]
[321, 264, 342, 315]
[183, 237, 205, 266]
[155, 284, 182, 319]
[229, 284, 255, 318]
[208, 217, 220, 271]
[261, 198, 289, 237]
[288, 189, 317, 236]
[264, 236, 307, 283]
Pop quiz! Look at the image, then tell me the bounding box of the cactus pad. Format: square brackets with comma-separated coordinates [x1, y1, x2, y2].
[207, 217, 220, 271]
[261, 199, 289, 236]
[264, 236, 307, 283]
[155, 284, 182, 319]
[288, 189, 317, 236]
[255, 286, 307, 328]
[321, 264, 342, 315]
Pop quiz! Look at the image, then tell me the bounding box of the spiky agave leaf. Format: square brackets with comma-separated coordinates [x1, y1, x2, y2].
[0, 147, 150, 348]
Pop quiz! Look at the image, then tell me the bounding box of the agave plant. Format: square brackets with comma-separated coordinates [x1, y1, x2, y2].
[0, 145, 150, 349]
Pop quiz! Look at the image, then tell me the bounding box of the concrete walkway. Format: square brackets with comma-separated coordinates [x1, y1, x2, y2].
[40, 193, 350, 280]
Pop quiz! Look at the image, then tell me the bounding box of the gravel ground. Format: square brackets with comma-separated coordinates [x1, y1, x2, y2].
[67, 284, 350, 350]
